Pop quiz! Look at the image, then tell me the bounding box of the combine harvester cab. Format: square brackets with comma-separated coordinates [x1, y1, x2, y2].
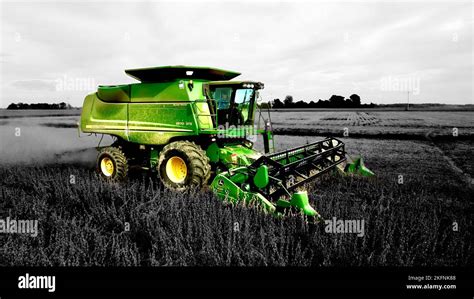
[80, 66, 374, 220]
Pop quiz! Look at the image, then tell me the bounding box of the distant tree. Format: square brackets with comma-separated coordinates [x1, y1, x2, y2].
[6, 102, 74, 110]
[268, 95, 376, 109]
[283, 95, 294, 108]
[328, 95, 345, 108]
[272, 98, 284, 108]
[7, 103, 18, 109]
[314, 99, 326, 108]
[294, 100, 308, 108]
[348, 94, 361, 107]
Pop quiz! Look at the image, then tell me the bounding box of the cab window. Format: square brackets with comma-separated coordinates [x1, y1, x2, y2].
[212, 87, 233, 110]
[234, 88, 253, 123]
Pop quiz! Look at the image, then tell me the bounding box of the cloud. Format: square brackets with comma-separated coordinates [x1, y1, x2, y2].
[10, 79, 57, 91]
[0, 1, 472, 107]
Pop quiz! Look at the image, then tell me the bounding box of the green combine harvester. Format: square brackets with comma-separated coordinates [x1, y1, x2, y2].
[80, 66, 374, 219]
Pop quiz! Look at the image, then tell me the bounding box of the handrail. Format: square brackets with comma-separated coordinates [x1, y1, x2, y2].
[192, 99, 218, 130]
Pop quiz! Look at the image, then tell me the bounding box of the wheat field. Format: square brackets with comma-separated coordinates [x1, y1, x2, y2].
[0, 109, 473, 266]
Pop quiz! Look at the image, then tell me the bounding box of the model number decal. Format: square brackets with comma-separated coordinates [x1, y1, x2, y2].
[176, 122, 193, 126]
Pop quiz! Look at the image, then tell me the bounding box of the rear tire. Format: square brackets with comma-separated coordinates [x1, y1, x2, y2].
[96, 146, 128, 181]
[158, 141, 211, 191]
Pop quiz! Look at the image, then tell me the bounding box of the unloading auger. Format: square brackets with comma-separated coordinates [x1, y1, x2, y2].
[80, 66, 374, 219]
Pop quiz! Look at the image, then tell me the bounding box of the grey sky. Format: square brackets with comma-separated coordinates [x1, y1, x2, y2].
[0, 0, 472, 108]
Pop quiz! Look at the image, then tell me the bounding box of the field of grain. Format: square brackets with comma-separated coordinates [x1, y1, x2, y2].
[270, 111, 474, 140]
[0, 109, 473, 266]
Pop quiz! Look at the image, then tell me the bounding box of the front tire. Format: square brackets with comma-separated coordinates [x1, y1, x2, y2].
[96, 146, 128, 181]
[158, 141, 211, 191]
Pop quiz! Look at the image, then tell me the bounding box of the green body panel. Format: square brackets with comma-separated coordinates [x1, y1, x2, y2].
[81, 78, 213, 145]
[130, 81, 200, 102]
[253, 165, 269, 189]
[97, 85, 130, 102]
[218, 144, 262, 168]
[81, 93, 129, 140]
[205, 142, 220, 163]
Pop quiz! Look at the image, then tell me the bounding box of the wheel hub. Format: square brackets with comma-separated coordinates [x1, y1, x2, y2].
[166, 156, 187, 183]
[100, 157, 114, 177]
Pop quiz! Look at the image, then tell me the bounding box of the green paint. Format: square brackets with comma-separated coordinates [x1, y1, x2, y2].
[206, 142, 220, 163]
[210, 171, 276, 214]
[253, 165, 269, 189]
[289, 192, 319, 217]
[344, 157, 375, 177]
[150, 148, 159, 169]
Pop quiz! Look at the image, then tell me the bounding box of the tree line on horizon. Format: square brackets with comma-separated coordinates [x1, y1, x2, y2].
[7, 102, 74, 110]
[270, 94, 376, 109]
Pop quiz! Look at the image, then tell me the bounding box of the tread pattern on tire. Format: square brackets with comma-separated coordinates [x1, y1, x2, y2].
[158, 141, 211, 191]
[96, 146, 129, 181]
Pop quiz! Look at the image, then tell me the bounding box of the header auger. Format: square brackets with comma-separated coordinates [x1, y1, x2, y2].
[80, 66, 374, 219]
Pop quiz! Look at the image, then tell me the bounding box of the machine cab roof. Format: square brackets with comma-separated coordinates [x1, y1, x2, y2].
[125, 66, 241, 82]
